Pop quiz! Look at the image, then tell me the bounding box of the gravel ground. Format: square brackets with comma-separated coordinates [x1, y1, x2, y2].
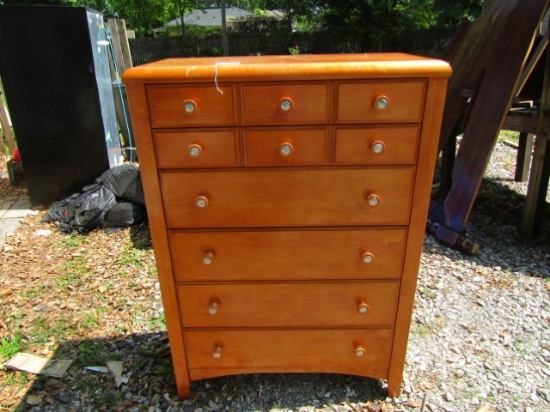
[1, 140, 549, 412]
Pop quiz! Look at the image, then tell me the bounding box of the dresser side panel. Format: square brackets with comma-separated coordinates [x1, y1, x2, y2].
[124, 83, 191, 397]
[387, 76, 450, 397]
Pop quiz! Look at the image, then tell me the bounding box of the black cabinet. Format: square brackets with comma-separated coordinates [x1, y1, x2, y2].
[0, 5, 121, 207]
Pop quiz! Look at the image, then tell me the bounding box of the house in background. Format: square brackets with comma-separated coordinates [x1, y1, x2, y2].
[153, 6, 254, 36]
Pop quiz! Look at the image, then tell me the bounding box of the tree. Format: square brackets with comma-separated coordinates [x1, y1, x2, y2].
[434, 0, 484, 28]
[317, 0, 483, 52]
[106, 0, 171, 37]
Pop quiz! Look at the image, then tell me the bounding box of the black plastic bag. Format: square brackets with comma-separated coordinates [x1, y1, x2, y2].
[43, 183, 116, 234]
[43, 165, 147, 233]
[96, 164, 145, 206]
[102, 202, 147, 228]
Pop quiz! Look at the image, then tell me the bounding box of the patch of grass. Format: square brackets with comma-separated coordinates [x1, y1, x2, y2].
[411, 324, 431, 337]
[0, 333, 24, 362]
[20, 286, 45, 298]
[102, 391, 124, 407]
[421, 288, 438, 299]
[116, 246, 146, 268]
[498, 130, 520, 144]
[55, 273, 80, 288]
[512, 339, 530, 356]
[29, 317, 73, 344]
[2, 370, 29, 389]
[56, 256, 90, 288]
[77, 341, 111, 366]
[56, 234, 85, 248]
[81, 309, 105, 330]
[146, 312, 166, 331]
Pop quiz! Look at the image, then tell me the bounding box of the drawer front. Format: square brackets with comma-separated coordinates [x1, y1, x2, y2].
[334, 125, 420, 165]
[161, 168, 415, 228]
[244, 127, 329, 167]
[154, 130, 239, 169]
[184, 329, 392, 378]
[147, 85, 235, 128]
[336, 80, 426, 123]
[170, 229, 406, 282]
[178, 282, 399, 327]
[242, 83, 329, 125]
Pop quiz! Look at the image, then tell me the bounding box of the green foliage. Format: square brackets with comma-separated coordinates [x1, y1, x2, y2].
[0, 0, 485, 47]
[0, 333, 24, 362]
[435, 0, 484, 28]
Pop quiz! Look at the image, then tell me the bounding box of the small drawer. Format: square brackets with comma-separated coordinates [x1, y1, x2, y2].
[336, 80, 426, 123]
[154, 130, 239, 169]
[244, 127, 328, 167]
[147, 85, 236, 128]
[242, 83, 329, 125]
[184, 329, 392, 379]
[178, 282, 399, 328]
[334, 125, 420, 165]
[160, 168, 415, 228]
[170, 228, 406, 282]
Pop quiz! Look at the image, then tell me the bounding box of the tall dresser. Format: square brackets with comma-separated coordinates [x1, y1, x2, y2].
[123, 54, 451, 398]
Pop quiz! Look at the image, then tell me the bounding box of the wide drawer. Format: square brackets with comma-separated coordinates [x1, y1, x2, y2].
[334, 125, 420, 165]
[184, 329, 392, 379]
[336, 80, 426, 123]
[244, 127, 329, 167]
[160, 168, 415, 228]
[154, 129, 239, 169]
[242, 83, 329, 125]
[178, 282, 399, 328]
[147, 85, 236, 128]
[170, 228, 406, 282]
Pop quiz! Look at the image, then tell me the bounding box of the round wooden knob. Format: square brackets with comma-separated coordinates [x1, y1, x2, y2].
[357, 301, 369, 314]
[212, 346, 222, 359]
[371, 141, 385, 154]
[362, 252, 374, 264]
[366, 194, 380, 207]
[188, 144, 203, 158]
[195, 196, 209, 208]
[374, 95, 390, 110]
[355, 345, 367, 357]
[279, 142, 294, 157]
[208, 301, 219, 315]
[280, 98, 293, 112]
[202, 252, 214, 265]
[183, 99, 197, 114]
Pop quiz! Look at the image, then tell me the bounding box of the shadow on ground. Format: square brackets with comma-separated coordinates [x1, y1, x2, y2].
[12, 332, 387, 411]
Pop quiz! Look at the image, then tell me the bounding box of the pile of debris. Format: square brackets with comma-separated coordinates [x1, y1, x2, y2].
[43, 164, 146, 234]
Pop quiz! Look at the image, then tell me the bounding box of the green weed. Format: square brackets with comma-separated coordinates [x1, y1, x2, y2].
[421, 288, 437, 299]
[411, 324, 431, 337]
[102, 392, 124, 407]
[29, 317, 72, 344]
[146, 312, 166, 331]
[0, 333, 24, 362]
[117, 246, 145, 268]
[77, 341, 110, 366]
[56, 257, 90, 288]
[56, 234, 85, 248]
[20, 286, 45, 298]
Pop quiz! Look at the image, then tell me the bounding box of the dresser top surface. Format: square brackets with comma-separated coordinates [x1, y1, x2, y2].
[123, 53, 451, 84]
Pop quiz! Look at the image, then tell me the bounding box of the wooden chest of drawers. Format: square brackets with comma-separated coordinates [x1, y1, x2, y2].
[123, 53, 451, 398]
